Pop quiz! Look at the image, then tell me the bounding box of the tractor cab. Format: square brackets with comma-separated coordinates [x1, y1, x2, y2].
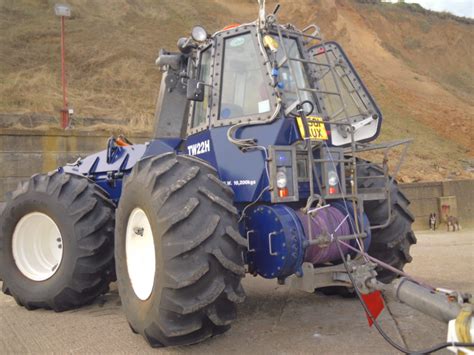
[184, 22, 382, 147]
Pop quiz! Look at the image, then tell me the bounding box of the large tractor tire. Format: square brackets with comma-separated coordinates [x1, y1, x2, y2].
[358, 163, 417, 283]
[115, 153, 246, 347]
[0, 173, 115, 311]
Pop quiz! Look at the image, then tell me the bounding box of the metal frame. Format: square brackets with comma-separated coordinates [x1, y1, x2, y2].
[285, 257, 378, 292]
[296, 150, 310, 182]
[264, 23, 393, 233]
[294, 118, 411, 244]
[187, 43, 214, 135]
[269, 30, 322, 116]
[318, 147, 347, 198]
[268, 145, 299, 203]
[272, 23, 382, 145]
[274, 27, 322, 118]
[286, 262, 351, 292]
[312, 42, 381, 145]
[350, 138, 412, 230]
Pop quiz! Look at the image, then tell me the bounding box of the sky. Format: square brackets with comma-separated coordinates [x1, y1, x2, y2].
[386, 0, 474, 18]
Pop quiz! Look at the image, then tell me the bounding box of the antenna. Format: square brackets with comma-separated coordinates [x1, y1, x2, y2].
[273, 3, 280, 15]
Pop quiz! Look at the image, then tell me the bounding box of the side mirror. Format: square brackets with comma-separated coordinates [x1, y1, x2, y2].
[177, 37, 196, 54]
[187, 79, 205, 102]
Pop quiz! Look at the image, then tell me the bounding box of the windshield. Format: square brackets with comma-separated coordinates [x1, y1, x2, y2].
[312, 45, 370, 121]
[220, 33, 271, 120]
[274, 36, 316, 114]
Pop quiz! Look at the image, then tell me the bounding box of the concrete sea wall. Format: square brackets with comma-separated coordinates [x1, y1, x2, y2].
[0, 128, 149, 201]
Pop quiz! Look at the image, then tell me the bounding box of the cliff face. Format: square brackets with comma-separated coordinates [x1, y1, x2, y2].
[0, 0, 472, 181]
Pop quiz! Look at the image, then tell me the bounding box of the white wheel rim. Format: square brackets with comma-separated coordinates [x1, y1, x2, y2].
[12, 212, 63, 281]
[126, 208, 156, 301]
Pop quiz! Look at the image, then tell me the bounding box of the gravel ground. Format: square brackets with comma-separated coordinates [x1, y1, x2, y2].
[0, 228, 472, 354]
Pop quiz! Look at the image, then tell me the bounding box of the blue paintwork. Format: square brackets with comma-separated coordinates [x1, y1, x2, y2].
[95, 179, 123, 202]
[65, 144, 147, 174]
[185, 116, 302, 203]
[60, 138, 183, 203]
[245, 204, 305, 279]
[61, 143, 147, 203]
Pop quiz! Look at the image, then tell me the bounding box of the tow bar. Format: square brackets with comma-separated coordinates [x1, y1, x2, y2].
[287, 252, 473, 354]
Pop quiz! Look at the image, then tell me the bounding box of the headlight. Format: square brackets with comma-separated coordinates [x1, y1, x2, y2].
[328, 170, 339, 186]
[191, 26, 208, 42]
[276, 170, 287, 189]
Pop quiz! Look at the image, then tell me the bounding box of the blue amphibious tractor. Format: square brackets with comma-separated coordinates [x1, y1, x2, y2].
[0, 2, 418, 348]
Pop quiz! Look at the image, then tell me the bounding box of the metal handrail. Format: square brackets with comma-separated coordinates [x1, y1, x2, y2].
[273, 23, 411, 237]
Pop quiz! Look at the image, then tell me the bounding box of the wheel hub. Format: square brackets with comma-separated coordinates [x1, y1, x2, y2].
[12, 212, 64, 281]
[126, 208, 156, 301]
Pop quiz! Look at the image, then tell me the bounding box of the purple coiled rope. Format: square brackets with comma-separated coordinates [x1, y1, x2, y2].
[296, 206, 351, 264]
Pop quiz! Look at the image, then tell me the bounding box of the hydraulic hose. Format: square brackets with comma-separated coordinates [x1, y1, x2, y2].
[334, 237, 474, 354]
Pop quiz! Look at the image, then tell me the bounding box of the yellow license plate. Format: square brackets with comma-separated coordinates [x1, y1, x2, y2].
[296, 116, 328, 141]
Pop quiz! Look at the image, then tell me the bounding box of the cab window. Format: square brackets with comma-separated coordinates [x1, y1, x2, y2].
[220, 33, 271, 120]
[312, 46, 369, 120]
[191, 47, 212, 128]
[274, 36, 317, 113]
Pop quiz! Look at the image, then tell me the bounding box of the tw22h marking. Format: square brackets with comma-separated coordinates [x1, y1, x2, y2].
[187, 140, 211, 156]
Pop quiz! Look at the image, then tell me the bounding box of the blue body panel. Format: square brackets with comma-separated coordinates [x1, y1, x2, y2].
[56, 113, 368, 280]
[61, 144, 146, 202]
[185, 116, 302, 203]
[61, 139, 181, 203]
[59, 112, 320, 206]
[65, 144, 147, 174]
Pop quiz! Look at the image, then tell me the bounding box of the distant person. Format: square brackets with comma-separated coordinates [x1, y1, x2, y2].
[429, 213, 437, 230]
[446, 215, 461, 232]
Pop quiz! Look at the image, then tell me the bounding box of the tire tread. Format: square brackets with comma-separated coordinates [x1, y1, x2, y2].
[357, 161, 416, 283]
[115, 154, 246, 347]
[0, 172, 115, 311]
